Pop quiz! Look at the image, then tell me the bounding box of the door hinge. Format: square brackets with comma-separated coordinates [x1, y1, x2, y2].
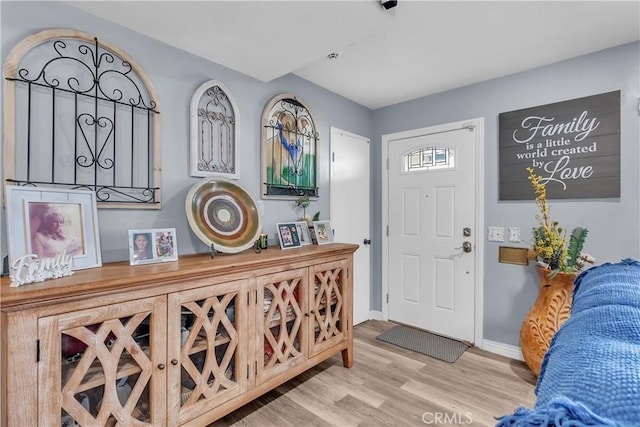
[332, 152, 335, 162]
[255, 361, 258, 375]
[347, 268, 349, 279]
[37, 339, 40, 362]
[247, 292, 250, 306]
[247, 364, 250, 379]
[255, 289, 258, 305]
[386, 293, 389, 304]
[386, 158, 389, 170]
[386, 225, 389, 236]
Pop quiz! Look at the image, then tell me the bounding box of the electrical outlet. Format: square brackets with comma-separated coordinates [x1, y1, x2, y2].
[509, 227, 521, 243]
[488, 227, 504, 242]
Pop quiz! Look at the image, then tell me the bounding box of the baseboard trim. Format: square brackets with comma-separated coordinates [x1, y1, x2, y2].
[480, 339, 524, 361]
[369, 310, 383, 321]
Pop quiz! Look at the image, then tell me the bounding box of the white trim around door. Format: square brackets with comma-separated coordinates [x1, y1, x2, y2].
[381, 117, 485, 346]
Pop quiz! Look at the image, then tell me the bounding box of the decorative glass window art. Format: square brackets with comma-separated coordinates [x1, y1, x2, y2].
[404, 147, 455, 172]
[190, 80, 239, 178]
[261, 94, 318, 199]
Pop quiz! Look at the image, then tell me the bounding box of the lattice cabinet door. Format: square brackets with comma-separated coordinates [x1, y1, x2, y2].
[309, 260, 350, 357]
[255, 268, 308, 384]
[37, 296, 167, 426]
[166, 280, 248, 426]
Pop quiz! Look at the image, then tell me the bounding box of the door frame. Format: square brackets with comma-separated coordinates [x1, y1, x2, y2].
[381, 118, 485, 344]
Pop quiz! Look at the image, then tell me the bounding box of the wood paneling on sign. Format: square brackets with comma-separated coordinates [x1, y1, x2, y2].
[499, 91, 620, 200]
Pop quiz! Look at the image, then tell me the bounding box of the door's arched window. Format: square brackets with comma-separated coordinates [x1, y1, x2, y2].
[404, 147, 455, 172]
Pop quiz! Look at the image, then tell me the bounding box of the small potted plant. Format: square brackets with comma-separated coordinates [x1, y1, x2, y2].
[295, 194, 311, 224]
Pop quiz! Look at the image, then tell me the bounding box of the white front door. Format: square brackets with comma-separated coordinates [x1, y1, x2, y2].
[330, 127, 371, 326]
[387, 122, 479, 342]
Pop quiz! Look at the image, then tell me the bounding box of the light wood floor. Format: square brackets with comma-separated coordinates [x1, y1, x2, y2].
[215, 320, 536, 427]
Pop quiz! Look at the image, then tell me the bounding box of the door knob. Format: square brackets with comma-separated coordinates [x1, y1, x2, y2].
[363, 239, 371, 245]
[455, 241, 472, 253]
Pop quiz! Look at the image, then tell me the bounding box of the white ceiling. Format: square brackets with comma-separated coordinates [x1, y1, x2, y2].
[66, 0, 640, 110]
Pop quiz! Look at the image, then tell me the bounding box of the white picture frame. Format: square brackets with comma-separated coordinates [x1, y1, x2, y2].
[293, 221, 312, 246]
[276, 222, 301, 250]
[313, 220, 334, 245]
[5, 186, 102, 270]
[128, 228, 178, 265]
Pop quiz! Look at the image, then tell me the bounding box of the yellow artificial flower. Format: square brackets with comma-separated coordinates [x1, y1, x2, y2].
[526, 167, 593, 275]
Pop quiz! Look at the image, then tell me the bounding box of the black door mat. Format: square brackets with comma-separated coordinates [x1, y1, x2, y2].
[376, 325, 471, 363]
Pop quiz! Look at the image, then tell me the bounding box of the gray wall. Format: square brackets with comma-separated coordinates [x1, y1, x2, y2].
[0, 1, 373, 262]
[372, 41, 640, 345]
[2, 1, 638, 349]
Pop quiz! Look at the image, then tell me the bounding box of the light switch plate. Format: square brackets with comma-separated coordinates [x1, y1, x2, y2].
[488, 226, 504, 242]
[509, 227, 521, 242]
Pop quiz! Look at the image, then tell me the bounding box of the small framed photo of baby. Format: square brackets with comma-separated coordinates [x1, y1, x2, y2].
[313, 221, 335, 245]
[276, 222, 301, 250]
[128, 228, 178, 265]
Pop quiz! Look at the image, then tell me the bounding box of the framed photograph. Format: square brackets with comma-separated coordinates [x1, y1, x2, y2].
[313, 221, 334, 245]
[129, 228, 178, 265]
[276, 222, 301, 250]
[5, 186, 102, 270]
[293, 221, 312, 246]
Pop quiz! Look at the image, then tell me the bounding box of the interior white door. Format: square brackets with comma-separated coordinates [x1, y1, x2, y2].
[330, 128, 371, 326]
[388, 126, 476, 342]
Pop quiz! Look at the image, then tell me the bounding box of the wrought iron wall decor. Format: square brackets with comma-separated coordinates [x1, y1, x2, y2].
[261, 93, 319, 199]
[3, 29, 162, 209]
[190, 80, 239, 178]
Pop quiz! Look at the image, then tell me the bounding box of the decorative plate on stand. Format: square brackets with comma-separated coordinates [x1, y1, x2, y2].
[185, 178, 261, 253]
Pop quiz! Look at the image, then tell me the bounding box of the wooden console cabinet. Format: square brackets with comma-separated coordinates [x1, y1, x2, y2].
[0, 243, 358, 426]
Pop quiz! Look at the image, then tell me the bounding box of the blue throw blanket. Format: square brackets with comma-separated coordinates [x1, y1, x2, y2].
[497, 259, 640, 427]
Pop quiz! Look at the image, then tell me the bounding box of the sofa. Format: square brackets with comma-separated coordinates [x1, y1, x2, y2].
[497, 259, 640, 426]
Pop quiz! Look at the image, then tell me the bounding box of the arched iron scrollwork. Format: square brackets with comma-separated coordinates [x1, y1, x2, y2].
[14, 38, 158, 110]
[4, 29, 161, 208]
[198, 86, 234, 174]
[190, 80, 239, 179]
[261, 94, 319, 198]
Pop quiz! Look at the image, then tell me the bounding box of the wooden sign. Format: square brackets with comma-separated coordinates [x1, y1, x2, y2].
[499, 91, 620, 200]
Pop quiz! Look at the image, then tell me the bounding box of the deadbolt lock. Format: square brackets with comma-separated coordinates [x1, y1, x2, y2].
[463, 227, 471, 237]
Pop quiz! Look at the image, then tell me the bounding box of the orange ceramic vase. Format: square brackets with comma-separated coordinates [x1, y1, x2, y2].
[520, 267, 577, 376]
